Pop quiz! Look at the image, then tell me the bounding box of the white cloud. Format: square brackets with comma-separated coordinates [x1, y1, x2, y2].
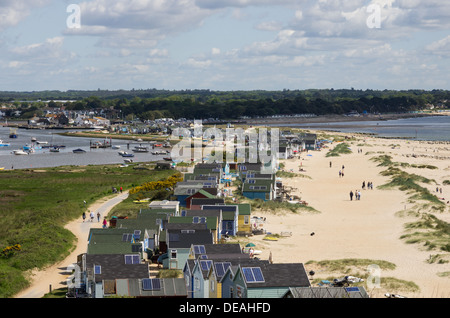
[0, 0, 50, 32]
[425, 35, 450, 57]
[64, 0, 214, 48]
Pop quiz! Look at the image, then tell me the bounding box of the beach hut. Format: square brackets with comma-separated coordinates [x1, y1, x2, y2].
[220, 262, 310, 298]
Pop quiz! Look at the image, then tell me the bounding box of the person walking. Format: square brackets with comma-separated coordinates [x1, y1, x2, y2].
[120, 186, 123, 193]
[82, 211, 86, 222]
[97, 212, 101, 222]
[102, 217, 107, 229]
[350, 190, 354, 201]
[90, 210, 94, 222]
[358, 190, 361, 200]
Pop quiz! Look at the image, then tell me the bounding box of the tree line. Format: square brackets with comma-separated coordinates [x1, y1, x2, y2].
[2, 89, 449, 120]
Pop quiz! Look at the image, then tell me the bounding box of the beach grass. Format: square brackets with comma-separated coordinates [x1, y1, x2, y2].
[325, 142, 352, 157]
[370, 154, 450, 256]
[249, 198, 319, 214]
[0, 164, 177, 298]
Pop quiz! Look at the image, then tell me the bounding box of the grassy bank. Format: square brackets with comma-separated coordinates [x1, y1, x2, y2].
[0, 164, 176, 298]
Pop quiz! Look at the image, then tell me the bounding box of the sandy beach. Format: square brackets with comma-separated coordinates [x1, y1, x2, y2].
[247, 131, 450, 298]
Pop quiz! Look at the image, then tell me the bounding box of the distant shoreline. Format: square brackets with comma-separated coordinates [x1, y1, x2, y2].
[243, 111, 450, 126]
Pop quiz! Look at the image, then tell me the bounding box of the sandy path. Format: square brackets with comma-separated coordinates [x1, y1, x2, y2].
[15, 191, 129, 298]
[248, 135, 450, 298]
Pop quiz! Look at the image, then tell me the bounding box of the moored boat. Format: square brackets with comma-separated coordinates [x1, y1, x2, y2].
[132, 146, 149, 153]
[73, 148, 86, 153]
[13, 149, 28, 155]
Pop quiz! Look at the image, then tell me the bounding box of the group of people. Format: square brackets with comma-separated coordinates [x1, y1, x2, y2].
[362, 181, 374, 190]
[82, 210, 108, 228]
[350, 181, 374, 201]
[349, 190, 361, 201]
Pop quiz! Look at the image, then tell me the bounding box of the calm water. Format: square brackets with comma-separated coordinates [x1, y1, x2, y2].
[279, 115, 450, 142]
[0, 126, 168, 169]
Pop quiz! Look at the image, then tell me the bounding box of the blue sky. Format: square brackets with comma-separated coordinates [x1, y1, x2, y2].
[0, 0, 449, 92]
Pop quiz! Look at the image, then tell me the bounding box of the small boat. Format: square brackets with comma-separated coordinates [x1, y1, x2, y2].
[121, 153, 134, 158]
[23, 144, 42, 151]
[124, 159, 133, 163]
[112, 145, 121, 149]
[49, 147, 60, 153]
[73, 148, 86, 153]
[13, 149, 28, 155]
[152, 150, 167, 155]
[0, 140, 10, 147]
[163, 157, 172, 161]
[132, 146, 149, 153]
[9, 128, 18, 138]
[36, 141, 48, 145]
[31, 137, 37, 142]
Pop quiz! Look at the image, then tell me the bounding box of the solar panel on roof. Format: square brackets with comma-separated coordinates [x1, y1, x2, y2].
[142, 278, 161, 291]
[242, 267, 265, 283]
[345, 287, 360, 292]
[122, 233, 133, 241]
[142, 278, 152, 290]
[215, 263, 229, 277]
[200, 260, 213, 271]
[124, 254, 140, 264]
[193, 245, 206, 254]
[151, 278, 161, 291]
[242, 267, 255, 282]
[252, 267, 264, 282]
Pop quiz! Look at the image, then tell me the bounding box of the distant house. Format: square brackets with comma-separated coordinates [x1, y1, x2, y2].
[76, 253, 150, 298]
[163, 229, 214, 270]
[182, 244, 248, 298]
[227, 203, 252, 236]
[185, 189, 217, 209]
[181, 209, 223, 242]
[208, 258, 268, 299]
[189, 198, 224, 210]
[202, 205, 239, 236]
[296, 133, 317, 151]
[242, 179, 275, 201]
[220, 262, 310, 298]
[174, 182, 214, 206]
[148, 200, 180, 215]
[168, 215, 219, 244]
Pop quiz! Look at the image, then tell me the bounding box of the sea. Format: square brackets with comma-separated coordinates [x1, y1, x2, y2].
[275, 115, 450, 142]
[0, 126, 169, 170]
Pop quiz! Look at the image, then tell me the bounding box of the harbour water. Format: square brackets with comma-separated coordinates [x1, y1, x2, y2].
[277, 115, 450, 142]
[0, 126, 168, 170]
